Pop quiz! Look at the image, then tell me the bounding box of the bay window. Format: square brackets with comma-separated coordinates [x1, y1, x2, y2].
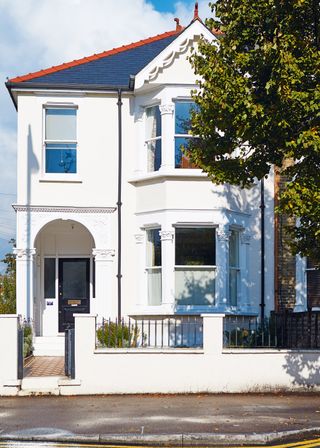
[146, 228, 162, 305]
[175, 227, 216, 305]
[174, 101, 197, 169]
[44, 107, 77, 174]
[145, 106, 162, 172]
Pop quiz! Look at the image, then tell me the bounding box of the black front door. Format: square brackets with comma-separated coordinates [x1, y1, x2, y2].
[59, 258, 90, 332]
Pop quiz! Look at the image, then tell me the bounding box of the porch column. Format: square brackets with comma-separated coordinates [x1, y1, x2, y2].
[239, 231, 252, 312]
[92, 249, 115, 320]
[159, 104, 175, 171]
[216, 226, 230, 308]
[14, 248, 36, 319]
[160, 230, 175, 310]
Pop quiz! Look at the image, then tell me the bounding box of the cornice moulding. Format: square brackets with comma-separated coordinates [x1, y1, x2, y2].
[12, 205, 116, 214]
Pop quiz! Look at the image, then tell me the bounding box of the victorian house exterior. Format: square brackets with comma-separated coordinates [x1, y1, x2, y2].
[5, 10, 315, 355]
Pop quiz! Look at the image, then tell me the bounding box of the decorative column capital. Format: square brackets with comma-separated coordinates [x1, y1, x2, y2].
[240, 231, 252, 245]
[134, 234, 144, 244]
[92, 248, 115, 261]
[160, 230, 174, 241]
[135, 107, 144, 122]
[217, 227, 231, 242]
[159, 104, 174, 115]
[14, 248, 36, 261]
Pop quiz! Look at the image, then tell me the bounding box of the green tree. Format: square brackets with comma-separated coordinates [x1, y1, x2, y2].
[0, 239, 16, 314]
[189, 0, 320, 260]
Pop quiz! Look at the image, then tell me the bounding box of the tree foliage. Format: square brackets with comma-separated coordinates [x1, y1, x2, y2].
[189, 0, 320, 259]
[0, 239, 16, 314]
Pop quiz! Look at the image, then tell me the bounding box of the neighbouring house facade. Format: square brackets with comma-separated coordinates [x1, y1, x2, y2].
[5, 10, 316, 351]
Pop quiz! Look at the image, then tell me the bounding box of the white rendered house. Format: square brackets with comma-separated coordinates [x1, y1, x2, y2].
[6, 13, 280, 350]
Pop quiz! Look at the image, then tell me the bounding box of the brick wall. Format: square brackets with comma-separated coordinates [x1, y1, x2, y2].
[274, 169, 296, 311]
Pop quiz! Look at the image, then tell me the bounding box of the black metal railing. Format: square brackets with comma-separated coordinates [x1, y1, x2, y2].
[224, 311, 320, 349]
[96, 316, 203, 349]
[65, 328, 75, 378]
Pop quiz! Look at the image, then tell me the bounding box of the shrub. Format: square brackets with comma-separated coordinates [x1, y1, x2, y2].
[97, 320, 140, 348]
[23, 323, 33, 357]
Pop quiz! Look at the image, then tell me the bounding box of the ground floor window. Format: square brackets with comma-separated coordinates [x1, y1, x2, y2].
[175, 227, 216, 306]
[306, 258, 320, 309]
[44, 258, 56, 299]
[146, 228, 162, 305]
[229, 229, 240, 306]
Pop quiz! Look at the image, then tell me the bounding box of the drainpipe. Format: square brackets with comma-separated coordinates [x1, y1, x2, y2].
[260, 178, 265, 322]
[117, 89, 123, 321]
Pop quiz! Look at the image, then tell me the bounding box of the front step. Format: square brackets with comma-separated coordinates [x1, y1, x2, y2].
[20, 376, 61, 396]
[33, 336, 65, 356]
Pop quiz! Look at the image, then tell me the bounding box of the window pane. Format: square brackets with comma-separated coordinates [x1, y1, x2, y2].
[45, 143, 77, 173]
[147, 139, 161, 172]
[175, 267, 216, 305]
[146, 106, 161, 139]
[146, 229, 161, 266]
[46, 108, 76, 140]
[229, 230, 239, 267]
[61, 259, 89, 298]
[229, 269, 238, 306]
[175, 137, 196, 169]
[44, 258, 55, 298]
[175, 102, 194, 134]
[176, 228, 215, 266]
[147, 267, 162, 305]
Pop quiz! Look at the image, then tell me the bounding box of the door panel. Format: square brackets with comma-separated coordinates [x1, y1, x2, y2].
[59, 258, 90, 332]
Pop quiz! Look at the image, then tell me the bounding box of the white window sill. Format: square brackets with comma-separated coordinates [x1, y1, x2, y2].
[128, 168, 210, 184]
[39, 175, 82, 183]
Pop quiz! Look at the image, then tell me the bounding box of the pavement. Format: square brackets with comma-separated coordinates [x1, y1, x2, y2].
[0, 393, 320, 446]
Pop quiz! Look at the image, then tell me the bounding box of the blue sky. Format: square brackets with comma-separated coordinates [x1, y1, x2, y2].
[0, 0, 212, 272]
[149, 0, 182, 12]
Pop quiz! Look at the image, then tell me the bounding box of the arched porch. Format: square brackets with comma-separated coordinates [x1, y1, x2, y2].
[14, 206, 117, 343]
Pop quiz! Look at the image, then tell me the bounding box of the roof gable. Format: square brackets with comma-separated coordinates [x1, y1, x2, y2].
[134, 20, 216, 90]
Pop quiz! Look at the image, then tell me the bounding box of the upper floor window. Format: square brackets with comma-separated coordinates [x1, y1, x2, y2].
[145, 106, 161, 172]
[175, 101, 197, 169]
[45, 107, 77, 174]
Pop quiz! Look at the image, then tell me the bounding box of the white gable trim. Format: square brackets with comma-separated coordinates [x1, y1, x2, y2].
[134, 20, 217, 90]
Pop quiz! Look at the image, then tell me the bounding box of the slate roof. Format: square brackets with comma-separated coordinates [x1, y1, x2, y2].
[7, 30, 179, 89]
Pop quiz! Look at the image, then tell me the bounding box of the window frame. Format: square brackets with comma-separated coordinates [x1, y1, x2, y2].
[42, 103, 79, 179]
[145, 227, 162, 306]
[174, 100, 197, 169]
[228, 228, 241, 307]
[305, 258, 320, 309]
[174, 225, 217, 307]
[144, 105, 162, 172]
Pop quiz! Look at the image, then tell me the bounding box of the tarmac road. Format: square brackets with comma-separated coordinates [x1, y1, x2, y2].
[0, 393, 319, 446]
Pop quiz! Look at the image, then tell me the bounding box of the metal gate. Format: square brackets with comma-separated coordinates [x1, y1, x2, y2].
[65, 328, 75, 379]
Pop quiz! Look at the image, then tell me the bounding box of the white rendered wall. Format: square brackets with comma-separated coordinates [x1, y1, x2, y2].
[0, 315, 19, 395]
